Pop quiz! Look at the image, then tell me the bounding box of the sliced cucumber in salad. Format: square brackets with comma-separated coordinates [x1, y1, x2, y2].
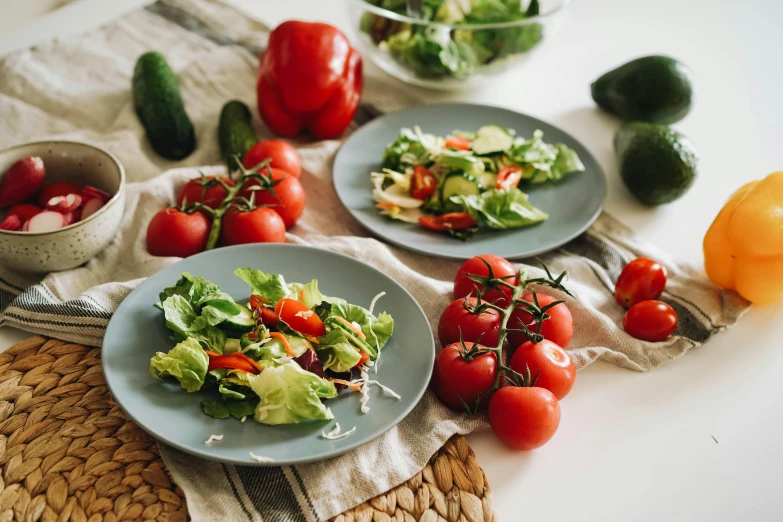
[471, 125, 514, 155]
[441, 172, 480, 200]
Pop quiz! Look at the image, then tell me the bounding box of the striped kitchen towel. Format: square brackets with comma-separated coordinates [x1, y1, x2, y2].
[0, 0, 750, 520]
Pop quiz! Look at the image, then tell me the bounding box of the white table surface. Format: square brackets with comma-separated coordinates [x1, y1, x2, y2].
[2, 0, 782, 520]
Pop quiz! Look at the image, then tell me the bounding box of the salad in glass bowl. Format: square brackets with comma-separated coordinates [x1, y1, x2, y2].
[347, 0, 571, 89]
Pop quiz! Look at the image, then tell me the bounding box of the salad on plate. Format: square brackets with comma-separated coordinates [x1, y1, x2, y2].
[372, 125, 585, 239]
[149, 268, 395, 427]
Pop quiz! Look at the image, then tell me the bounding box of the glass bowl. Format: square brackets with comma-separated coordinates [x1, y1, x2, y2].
[346, 0, 571, 90]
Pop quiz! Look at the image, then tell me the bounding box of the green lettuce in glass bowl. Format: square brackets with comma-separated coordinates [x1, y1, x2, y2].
[347, 0, 571, 90]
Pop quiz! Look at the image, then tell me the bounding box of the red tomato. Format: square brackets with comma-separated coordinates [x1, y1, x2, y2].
[444, 136, 471, 150]
[274, 298, 326, 337]
[508, 293, 573, 348]
[510, 340, 576, 400]
[259, 307, 279, 327]
[438, 297, 501, 347]
[454, 254, 518, 305]
[614, 257, 668, 308]
[419, 212, 476, 232]
[7, 204, 42, 223]
[433, 342, 497, 411]
[220, 207, 286, 245]
[241, 168, 305, 228]
[37, 182, 81, 208]
[623, 300, 678, 342]
[489, 386, 561, 450]
[496, 166, 522, 190]
[176, 176, 234, 209]
[146, 208, 210, 257]
[410, 166, 437, 200]
[242, 140, 302, 178]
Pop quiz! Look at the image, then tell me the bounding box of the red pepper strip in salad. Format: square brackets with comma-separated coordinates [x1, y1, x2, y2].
[331, 378, 362, 392]
[497, 166, 523, 191]
[259, 307, 279, 327]
[249, 294, 269, 309]
[354, 352, 370, 368]
[419, 212, 476, 232]
[208, 355, 258, 374]
[269, 331, 294, 356]
[334, 316, 366, 339]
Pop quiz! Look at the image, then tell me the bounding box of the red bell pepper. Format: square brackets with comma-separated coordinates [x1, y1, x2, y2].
[257, 21, 363, 140]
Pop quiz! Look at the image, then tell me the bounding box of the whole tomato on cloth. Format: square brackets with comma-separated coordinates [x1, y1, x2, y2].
[438, 296, 501, 348]
[614, 257, 667, 308]
[507, 292, 573, 349]
[146, 208, 210, 257]
[242, 140, 302, 178]
[623, 300, 678, 342]
[241, 168, 305, 228]
[176, 176, 235, 210]
[453, 254, 518, 306]
[220, 207, 286, 246]
[489, 386, 561, 451]
[510, 340, 576, 400]
[433, 342, 497, 411]
[257, 21, 362, 140]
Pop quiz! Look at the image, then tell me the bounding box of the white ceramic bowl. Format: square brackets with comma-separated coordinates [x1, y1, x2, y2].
[0, 141, 126, 273]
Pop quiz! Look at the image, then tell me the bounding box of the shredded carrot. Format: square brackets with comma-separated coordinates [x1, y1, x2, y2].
[205, 350, 222, 357]
[332, 378, 362, 392]
[299, 289, 306, 302]
[375, 202, 397, 209]
[269, 332, 294, 356]
[305, 335, 320, 345]
[335, 316, 366, 339]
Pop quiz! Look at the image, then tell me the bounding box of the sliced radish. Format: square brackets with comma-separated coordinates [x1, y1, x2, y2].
[62, 211, 77, 226]
[80, 197, 105, 220]
[82, 185, 111, 203]
[27, 211, 66, 233]
[0, 215, 22, 231]
[46, 193, 82, 213]
[22, 220, 30, 232]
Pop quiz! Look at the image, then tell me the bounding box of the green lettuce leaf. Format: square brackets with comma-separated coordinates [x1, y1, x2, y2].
[234, 268, 289, 303]
[226, 399, 258, 420]
[457, 188, 548, 230]
[288, 279, 324, 309]
[316, 328, 362, 372]
[201, 401, 230, 419]
[149, 337, 208, 392]
[158, 273, 221, 309]
[248, 362, 337, 425]
[551, 143, 586, 181]
[161, 295, 227, 353]
[314, 302, 394, 359]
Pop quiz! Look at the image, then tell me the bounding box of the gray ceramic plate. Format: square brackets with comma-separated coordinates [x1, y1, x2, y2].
[334, 103, 607, 260]
[103, 244, 435, 466]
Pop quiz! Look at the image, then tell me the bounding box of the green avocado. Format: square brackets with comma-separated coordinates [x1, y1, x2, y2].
[614, 122, 698, 206]
[592, 56, 693, 124]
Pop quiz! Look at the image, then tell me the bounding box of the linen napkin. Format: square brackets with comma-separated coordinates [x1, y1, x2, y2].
[0, 0, 750, 520]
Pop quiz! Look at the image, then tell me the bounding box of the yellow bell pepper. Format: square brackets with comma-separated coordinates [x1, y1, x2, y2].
[703, 171, 783, 303]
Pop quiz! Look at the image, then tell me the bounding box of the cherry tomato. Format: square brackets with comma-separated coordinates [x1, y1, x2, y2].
[510, 340, 576, 400]
[454, 254, 518, 305]
[146, 208, 210, 257]
[220, 207, 286, 245]
[496, 166, 522, 190]
[438, 296, 501, 347]
[419, 212, 476, 232]
[259, 307, 279, 327]
[623, 300, 678, 342]
[410, 166, 437, 199]
[433, 342, 497, 411]
[241, 168, 305, 228]
[444, 136, 471, 150]
[242, 140, 302, 177]
[274, 298, 326, 337]
[508, 293, 573, 348]
[488, 386, 561, 451]
[614, 257, 668, 308]
[37, 182, 81, 208]
[7, 204, 42, 223]
[176, 176, 234, 209]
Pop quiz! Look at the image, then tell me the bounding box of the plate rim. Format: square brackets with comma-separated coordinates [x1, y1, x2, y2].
[102, 243, 436, 466]
[334, 102, 607, 260]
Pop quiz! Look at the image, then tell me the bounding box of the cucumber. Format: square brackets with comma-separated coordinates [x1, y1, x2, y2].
[471, 125, 514, 155]
[222, 305, 255, 336]
[441, 172, 480, 201]
[218, 100, 257, 171]
[132, 52, 196, 160]
[477, 171, 498, 190]
[223, 338, 241, 354]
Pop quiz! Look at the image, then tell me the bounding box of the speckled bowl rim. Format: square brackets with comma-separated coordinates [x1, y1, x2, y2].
[0, 140, 126, 237]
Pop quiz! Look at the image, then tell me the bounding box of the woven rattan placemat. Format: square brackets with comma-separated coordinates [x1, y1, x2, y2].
[0, 336, 494, 522]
